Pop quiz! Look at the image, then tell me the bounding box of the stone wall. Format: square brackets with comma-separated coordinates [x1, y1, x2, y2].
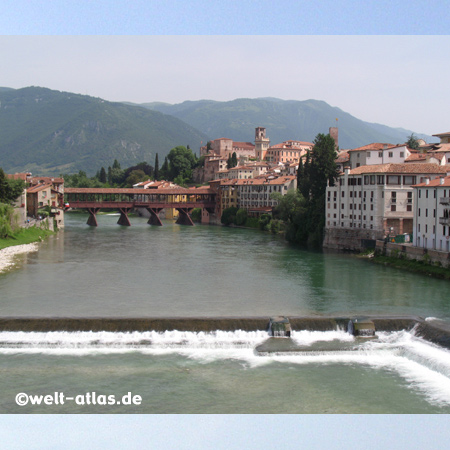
[375, 240, 450, 267]
[323, 227, 380, 251]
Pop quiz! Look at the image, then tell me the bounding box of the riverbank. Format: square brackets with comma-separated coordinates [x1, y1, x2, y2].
[0, 243, 38, 273]
[0, 227, 54, 273]
[366, 252, 450, 280]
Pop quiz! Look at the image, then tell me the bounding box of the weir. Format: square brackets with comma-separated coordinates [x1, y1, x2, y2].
[0, 316, 449, 349]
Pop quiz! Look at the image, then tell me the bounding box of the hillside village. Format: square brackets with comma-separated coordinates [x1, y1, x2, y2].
[4, 125, 450, 265]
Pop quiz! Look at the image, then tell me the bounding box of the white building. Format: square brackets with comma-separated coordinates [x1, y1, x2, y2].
[325, 163, 448, 242]
[346, 143, 411, 169]
[413, 175, 450, 251]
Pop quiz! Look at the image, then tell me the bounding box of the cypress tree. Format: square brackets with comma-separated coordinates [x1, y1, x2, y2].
[231, 152, 237, 168]
[154, 153, 159, 180]
[99, 167, 107, 183]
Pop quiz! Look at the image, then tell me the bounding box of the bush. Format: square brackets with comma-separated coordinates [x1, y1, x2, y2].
[0, 203, 14, 238]
[191, 208, 202, 222]
[235, 208, 248, 226]
[221, 207, 238, 226]
[258, 214, 271, 231]
[244, 217, 259, 228]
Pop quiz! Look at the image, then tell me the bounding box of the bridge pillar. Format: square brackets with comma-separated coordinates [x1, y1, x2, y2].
[117, 208, 132, 226]
[146, 207, 163, 226]
[86, 208, 100, 226]
[176, 208, 194, 226]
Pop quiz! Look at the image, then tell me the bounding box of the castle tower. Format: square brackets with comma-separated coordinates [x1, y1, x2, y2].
[255, 127, 270, 160]
[329, 126, 338, 149]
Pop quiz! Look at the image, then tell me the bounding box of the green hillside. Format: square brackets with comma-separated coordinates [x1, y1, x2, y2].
[0, 87, 208, 176]
[142, 98, 435, 149]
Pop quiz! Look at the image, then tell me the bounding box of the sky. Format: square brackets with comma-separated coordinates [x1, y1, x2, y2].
[2, 414, 450, 450]
[1, 0, 450, 446]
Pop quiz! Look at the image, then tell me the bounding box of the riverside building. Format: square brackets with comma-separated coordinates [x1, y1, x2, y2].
[323, 163, 448, 250]
[413, 175, 450, 251]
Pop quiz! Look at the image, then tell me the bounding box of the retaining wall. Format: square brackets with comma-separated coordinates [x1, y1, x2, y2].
[376, 240, 450, 267]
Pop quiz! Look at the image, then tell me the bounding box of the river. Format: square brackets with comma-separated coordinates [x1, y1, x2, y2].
[1, 213, 450, 413]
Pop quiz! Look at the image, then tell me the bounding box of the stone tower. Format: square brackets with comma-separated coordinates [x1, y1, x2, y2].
[329, 127, 339, 149]
[255, 127, 270, 160]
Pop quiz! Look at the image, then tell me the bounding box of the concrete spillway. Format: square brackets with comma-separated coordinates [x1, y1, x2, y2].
[1, 316, 450, 350]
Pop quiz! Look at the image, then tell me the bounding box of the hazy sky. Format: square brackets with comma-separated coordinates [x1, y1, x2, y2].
[2, 414, 450, 450]
[1, 35, 449, 136]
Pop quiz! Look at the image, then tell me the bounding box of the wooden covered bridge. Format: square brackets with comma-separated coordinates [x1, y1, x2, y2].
[64, 187, 217, 226]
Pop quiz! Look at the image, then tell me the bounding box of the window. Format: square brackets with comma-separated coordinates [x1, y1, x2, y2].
[392, 192, 396, 203]
[391, 205, 396, 211]
[400, 152, 404, 158]
[407, 205, 412, 212]
[389, 152, 393, 157]
[403, 176, 416, 185]
[378, 152, 382, 157]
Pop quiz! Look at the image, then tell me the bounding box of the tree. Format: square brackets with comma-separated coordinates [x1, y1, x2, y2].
[221, 206, 238, 226]
[112, 159, 121, 170]
[125, 169, 147, 187]
[235, 208, 248, 226]
[406, 133, 420, 150]
[160, 157, 170, 180]
[231, 152, 238, 168]
[167, 146, 197, 182]
[154, 153, 159, 180]
[99, 167, 107, 183]
[308, 133, 340, 201]
[0, 168, 25, 204]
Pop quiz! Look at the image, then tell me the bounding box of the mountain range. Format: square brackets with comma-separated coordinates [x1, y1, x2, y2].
[139, 97, 435, 150]
[0, 86, 436, 176]
[0, 87, 208, 176]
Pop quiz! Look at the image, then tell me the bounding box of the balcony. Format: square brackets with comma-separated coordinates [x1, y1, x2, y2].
[440, 197, 450, 205]
[439, 217, 450, 226]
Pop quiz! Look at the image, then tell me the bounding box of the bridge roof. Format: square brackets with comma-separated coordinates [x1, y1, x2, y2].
[65, 187, 214, 195]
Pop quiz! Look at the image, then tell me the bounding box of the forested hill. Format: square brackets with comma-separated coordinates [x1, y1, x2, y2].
[140, 97, 435, 149]
[0, 87, 208, 176]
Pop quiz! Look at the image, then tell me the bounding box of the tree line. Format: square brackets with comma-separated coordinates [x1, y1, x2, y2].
[64, 145, 202, 188]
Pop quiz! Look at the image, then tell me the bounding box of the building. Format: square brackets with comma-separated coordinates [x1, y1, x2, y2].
[255, 127, 271, 160]
[413, 175, 450, 251]
[264, 140, 312, 164]
[236, 175, 297, 216]
[215, 162, 269, 180]
[346, 143, 412, 169]
[323, 163, 448, 250]
[26, 176, 65, 228]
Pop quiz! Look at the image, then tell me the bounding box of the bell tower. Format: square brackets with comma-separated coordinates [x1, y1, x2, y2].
[255, 127, 270, 160]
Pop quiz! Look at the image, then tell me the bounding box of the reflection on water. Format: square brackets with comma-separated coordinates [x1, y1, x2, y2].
[0, 212, 449, 320]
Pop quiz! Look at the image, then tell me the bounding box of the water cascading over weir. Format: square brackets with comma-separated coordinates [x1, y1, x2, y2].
[1, 316, 450, 350]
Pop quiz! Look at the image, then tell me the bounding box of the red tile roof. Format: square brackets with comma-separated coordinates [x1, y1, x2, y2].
[414, 176, 450, 187]
[347, 143, 393, 152]
[349, 163, 448, 175]
[27, 183, 52, 193]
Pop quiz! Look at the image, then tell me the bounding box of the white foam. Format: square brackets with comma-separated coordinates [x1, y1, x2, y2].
[1, 329, 450, 404]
